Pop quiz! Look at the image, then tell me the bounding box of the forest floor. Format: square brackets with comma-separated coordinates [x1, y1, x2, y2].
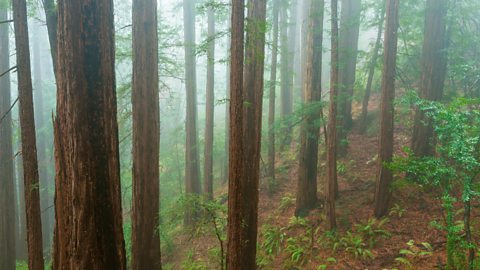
[164, 95, 479, 270]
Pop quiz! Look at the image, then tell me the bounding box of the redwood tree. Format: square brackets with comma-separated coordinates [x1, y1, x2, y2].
[296, 0, 324, 216]
[53, 0, 127, 268]
[374, 0, 399, 218]
[131, 0, 161, 268]
[0, 5, 16, 269]
[411, 0, 448, 157]
[227, 0, 267, 268]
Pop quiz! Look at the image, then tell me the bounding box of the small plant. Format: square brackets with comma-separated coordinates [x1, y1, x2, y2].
[395, 240, 433, 269]
[259, 224, 286, 256]
[316, 257, 337, 270]
[354, 217, 391, 247]
[288, 216, 309, 228]
[284, 234, 310, 267]
[339, 231, 374, 260]
[277, 193, 296, 213]
[389, 203, 407, 218]
[181, 250, 208, 270]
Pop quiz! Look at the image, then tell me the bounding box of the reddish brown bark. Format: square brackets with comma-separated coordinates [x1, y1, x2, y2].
[374, 0, 399, 218]
[411, 0, 448, 157]
[53, 0, 127, 268]
[227, 0, 267, 268]
[13, 0, 45, 268]
[204, 6, 215, 199]
[131, 0, 161, 269]
[0, 6, 16, 269]
[296, 0, 324, 216]
[41, 0, 58, 77]
[326, 0, 339, 231]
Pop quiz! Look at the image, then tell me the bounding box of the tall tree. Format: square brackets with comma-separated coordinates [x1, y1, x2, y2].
[287, 0, 298, 102]
[0, 5, 16, 269]
[299, 0, 311, 102]
[15, 145, 27, 260]
[337, 0, 361, 156]
[279, 3, 291, 145]
[267, 0, 279, 185]
[227, 0, 267, 268]
[359, 3, 385, 134]
[223, 17, 231, 184]
[183, 0, 201, 225]
[326, 0, 339, 230]
[373, 0, 399, 218]
[295, 0, 324, 216]
[13, 0, 45, 268]
[131, 0, 161, 268]
[41, 0, 57, 76]
[411, 0, 448, 157]
[204, 4, 215, 199]
[53, 0, 127, 268]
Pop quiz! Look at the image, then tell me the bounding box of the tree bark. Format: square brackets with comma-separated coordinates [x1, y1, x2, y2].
[374, 0, 399, 218]
[16, 147, 27, 261]
[0, 6, 16, 269]
[227, 0, 267, 268]
[411, 0, 447, 157]
[183, 0, 202, 225]
[337, 0, 361, 156]
[204, 6, 215, 199]
[296, 0, 324, 216]
[131, 0, 161, 269]
[326, 0, 339, 231]
[267, 0, 279, 186]
[279, 3, 291, 147]
[299, 0, 311, 103]
[53, 0, 127, 268]
[359, 4, 385, 134]
[13, 0, 45, 268]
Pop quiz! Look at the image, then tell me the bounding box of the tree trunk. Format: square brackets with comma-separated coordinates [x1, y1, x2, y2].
[326, 0, 339, 231]
[53, 0, 127, 268]
[131, 0, 161, 269]
[374, 0, 399, 218]
[183, 0, 202, 225]
[227, 0, 267, 268]
[32, 23, 53, 256]
[13, 0, 45, 268]
[287, 0, 298, 104]
[279, 3, 291, 147]
[223, 19, 230, 185]
[0, 6, 16, 269]
[411, 0, 447, 157]
[204, 6, 215, 199]
[299, 0, 311, 103]
[41, 0, 58, 77]
[337, 0, 361, 156]
[267, 0, 279, 186]
[16, 147, 27, 260]
[359, 4, 385, 134]
[296, 0, 324, 217]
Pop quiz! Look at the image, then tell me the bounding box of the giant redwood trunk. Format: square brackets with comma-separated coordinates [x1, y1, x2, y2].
[13, 0, 45, 268]
[53, 0, 127, 268]
[131, 0, 162, 269]
[41, 0, 58, 77]
[0, 6, 16, 269]
[374, 0, 399, 218]
[411, 0, 447, 157]
[267, 0, 279, 185]
[227, 0, 267, 268]
[295, 0, 324, 216]
[204, 6, 215, 199]
[183, 0, 202, 225]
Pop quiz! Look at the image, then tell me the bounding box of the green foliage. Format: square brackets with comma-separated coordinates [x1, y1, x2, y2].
[395, 240, 433, 269]
[389, 203, 407, 218]
[354, 218, 391, 248]
[260, 224, 286, 256]
[338, 232, 374, 260]
[181, 250, 208, 270]
[277, 193, 296, 213]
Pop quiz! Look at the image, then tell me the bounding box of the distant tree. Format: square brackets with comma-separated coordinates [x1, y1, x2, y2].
[13, 0, 45, 268]
[374, 0, 399, 218]
[267, 0, 279, 185]
[299, 0, 311, 103]
[325, 0, 339, 230]
[41, 0, 57, 76]
[204, 4, 215, 199]
[337, 0, 361, 156]
[359, 2, 385, 134]
[296, 0, 324, 216]
[131, 0, 162, 268]
[226, 0, 267, 268]
[15, 144, 27, 261]
[52, 0, 127, 268]
[279, 1, 291, 147]
[411, 0, 448, 157]
[0, 4, 16, 269]
[183, 0, 202, 225]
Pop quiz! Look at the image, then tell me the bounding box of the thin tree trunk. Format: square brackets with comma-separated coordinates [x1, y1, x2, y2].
[204, 6, 215, 199]
[0, 6, 16, 269]
[13, 0, 45, 268]
[227, 0, 267, 268]
[267, 0, 279, 186]
[326, 0, 339, 231]
[131, 0, 161, 268]
[41, 0, 58, 77]
[279, 3, 291, 147]
[359, 4, 385, 134]
[16, 147, 27, 260]
[53, 0, 127, 268]
[411, 0, 448, 157]
[374, 0, 399, 218]
[299, 0, 311, 103]
[223, 20, 230, 185]
[296, 0, 324, 216]
[183, 0, 202, 225]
